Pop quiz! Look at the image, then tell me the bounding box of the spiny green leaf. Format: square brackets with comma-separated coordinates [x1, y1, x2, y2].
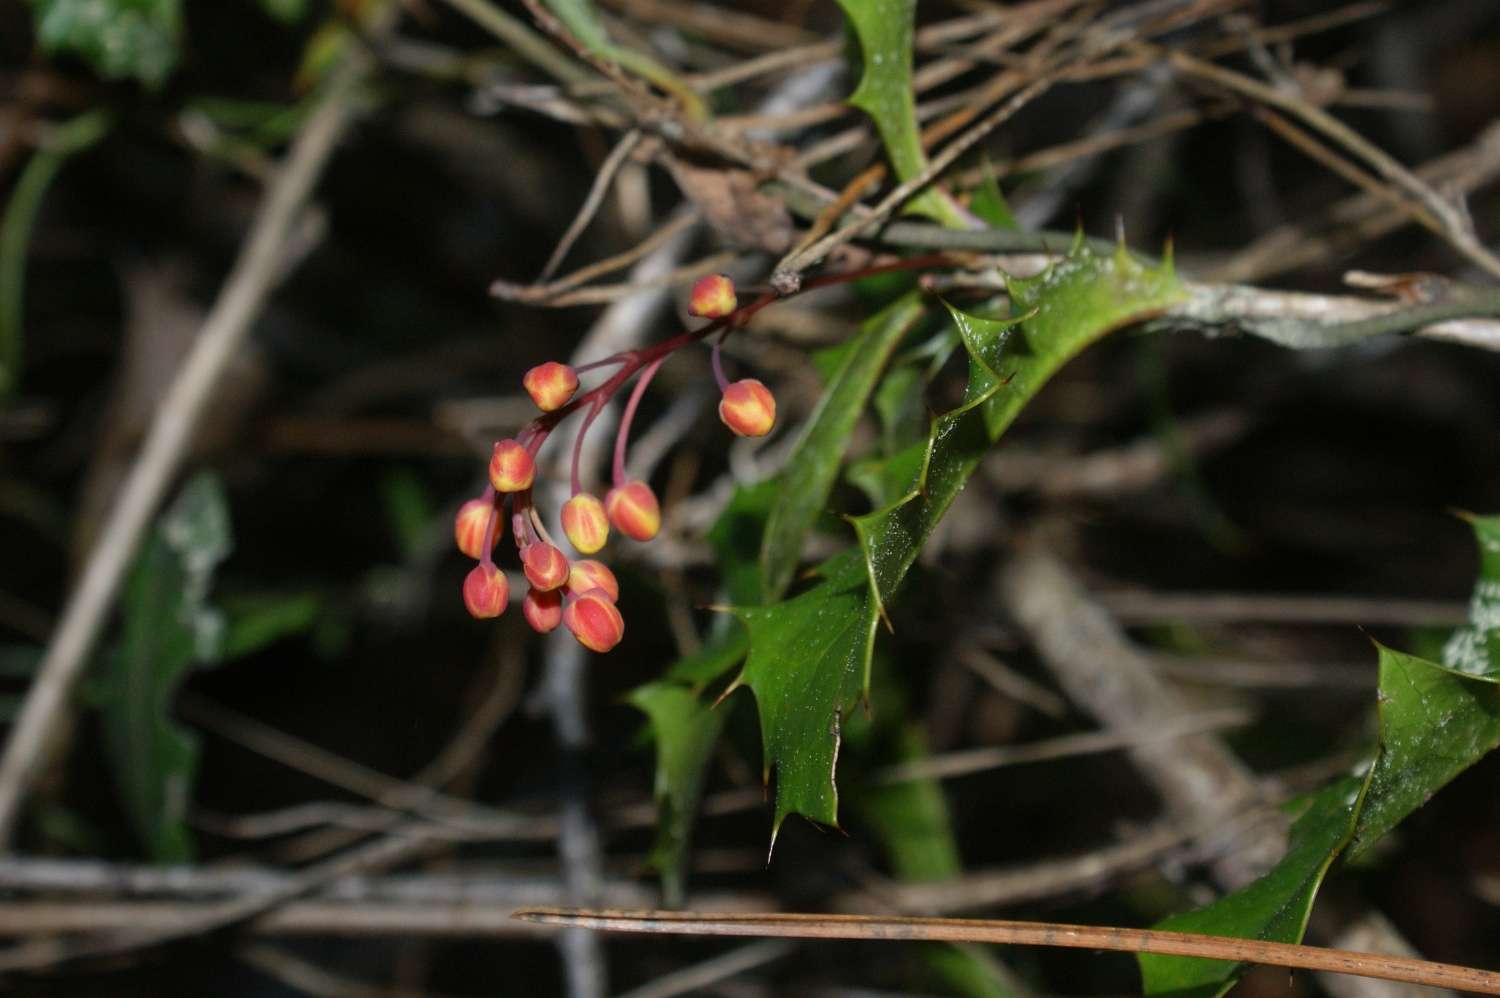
[726, 551, 875, 835]
[627, 681, 729, 906]
[1349, 645, 1500, 856]
[1138, 777, 1365, 996]
[1139, 518, 1500, 998]
[759, 291, 926, 601]
[32, 0, 182, 87]
[734, 244, 1186, 836]
[99, 472, 232, 863]
[1441, 513, 1500, 680]
[856, 243, 1187, 615]
[837, 0, 967, 227]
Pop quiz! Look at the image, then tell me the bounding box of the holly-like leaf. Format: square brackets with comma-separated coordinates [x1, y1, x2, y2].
[856, 243, 1187, 616]
[759, 291, 927, 601]
[1139, 518, 1500, 998]
[32, 0, 182, 88]
[1348, 645, 1500, 855]
[98, 472, 232, 863]
[1138, 777, 1365, 995]
[1441, 513, 1500, 680]
[733, 243, 1186, 836]
[837, 0, 968, 227]
[724, 551, 875, 835]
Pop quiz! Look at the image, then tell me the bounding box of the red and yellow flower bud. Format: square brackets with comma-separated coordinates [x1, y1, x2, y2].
[488, 439, 535, 493]
[604, 480, 661, 542]
[567, 559, 619, 602]
[689, 273, 737, 318]
[522, 362, 579, 412]
[561, 493, 609, 554]
[454, 498, 499, 559]
[522, 586, 563, 633]
[718, 378, 776, 437]
[462, 563, 509, 619]
[564, 588, 625, 653]
[521, 542, 570, 591]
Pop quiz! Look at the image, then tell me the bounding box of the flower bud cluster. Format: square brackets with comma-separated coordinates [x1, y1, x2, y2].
[456, 273, 780, 652]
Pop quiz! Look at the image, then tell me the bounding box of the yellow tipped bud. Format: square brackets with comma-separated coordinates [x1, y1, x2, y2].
[566, 559, 619, 602]
[523, 362, 579, 412]
[564, 588, 625, 652]
[454, 498, 499, 560]
[521, 542, 570, 591]
[561, 493, 610, 554]
[604, 480, 661, 542]
[462, 563, 509, 619]
[689, 273, 737, 318]
[718, 378, 776, 437]
[488, 439, 535, 493]
[522, 586, 563, 633]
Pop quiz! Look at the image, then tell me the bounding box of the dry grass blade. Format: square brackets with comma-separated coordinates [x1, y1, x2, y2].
[513, 909, 1500, 995]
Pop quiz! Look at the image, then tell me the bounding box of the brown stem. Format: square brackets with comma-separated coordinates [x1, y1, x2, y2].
[514, 909, 1500, 996]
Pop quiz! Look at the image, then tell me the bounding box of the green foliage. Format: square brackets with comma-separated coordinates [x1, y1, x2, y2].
[850, 687, 1020, 998]
[968, 159, 1019, 230]
[98, 473, 231, 863]
[760, 291, 926, 601]
[220, 591, 323, 659]
[1441, 513, 1500, 679]
[1139, 518, 1500, 997]
[626, 682, 729, 906]
[735, 244, 1186, 835]
[256, 0, 306, 24]
[0, 110, 112, 401]
[706, 479, 778, 609]
[726, 551, 876, 835]
[542, 0, 704, 118]
[837, 0, 968, 226]
[97, 472, 321, 862]
[32, 0, 182, 87]
[855, 244, 1185, 619]
[635, 243, 1186, 883]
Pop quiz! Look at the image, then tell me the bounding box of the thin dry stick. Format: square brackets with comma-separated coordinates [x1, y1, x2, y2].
[1163, 48, 1500, 280]
[528, 906, 1500, 990]
[771, 68, 1065, 284]
[0, 823, 442, 973]
[541, 251, 738, 308]
[490, 209, 699, 302]
[514, 909, 1500, 996]
[0, 37, 381, 849]
[1251, 105, 1442, 233]
[612, 940, 795, 998]
[539, 129, 643, 282]
[869, 707, 1252, 785]
[179, 695, 525, 831]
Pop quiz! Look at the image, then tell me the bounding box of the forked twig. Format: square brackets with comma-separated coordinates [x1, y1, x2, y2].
[514, 909, 1500, 995]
